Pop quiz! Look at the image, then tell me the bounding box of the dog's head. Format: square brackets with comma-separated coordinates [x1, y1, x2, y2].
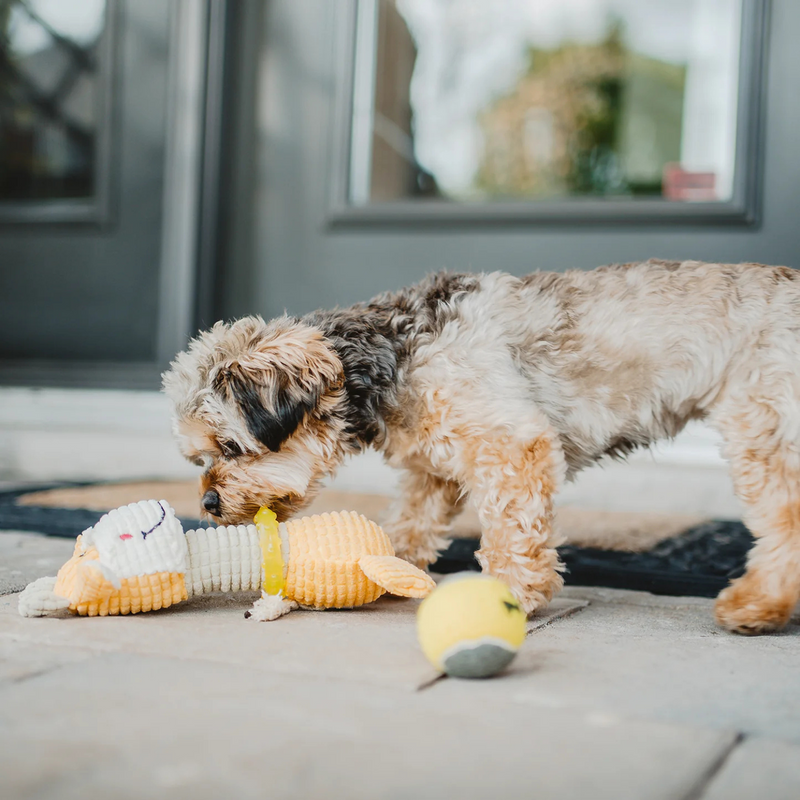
[162, 316, 348, 524]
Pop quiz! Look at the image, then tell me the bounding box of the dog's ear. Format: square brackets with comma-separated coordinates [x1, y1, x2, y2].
[215, 365, 319, 452]
[213, 320, 343, 453]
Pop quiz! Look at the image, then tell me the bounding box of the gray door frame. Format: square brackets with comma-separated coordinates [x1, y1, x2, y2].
[156, 0, 214, 373]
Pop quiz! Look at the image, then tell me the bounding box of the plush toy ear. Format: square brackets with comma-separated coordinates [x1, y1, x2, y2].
[358, 555, 437, 598]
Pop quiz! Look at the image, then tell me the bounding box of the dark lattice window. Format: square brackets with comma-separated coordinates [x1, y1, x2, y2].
[0, 0, 106, 202]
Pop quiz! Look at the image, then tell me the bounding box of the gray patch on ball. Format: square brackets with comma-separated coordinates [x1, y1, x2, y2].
[442, 640, 517, 679]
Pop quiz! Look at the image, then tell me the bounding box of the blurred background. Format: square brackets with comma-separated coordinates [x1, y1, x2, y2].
[0, 0, 794, 517]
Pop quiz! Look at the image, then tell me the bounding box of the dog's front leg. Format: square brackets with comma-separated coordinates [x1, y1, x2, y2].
[459, 428, 566, 616]
[382, 470, 464, 569]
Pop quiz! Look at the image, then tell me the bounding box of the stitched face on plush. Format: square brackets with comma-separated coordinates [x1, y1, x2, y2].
[79, 500, 188, 580]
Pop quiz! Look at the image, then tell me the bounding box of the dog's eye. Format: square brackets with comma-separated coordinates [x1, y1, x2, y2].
[219, 440, 243, 458]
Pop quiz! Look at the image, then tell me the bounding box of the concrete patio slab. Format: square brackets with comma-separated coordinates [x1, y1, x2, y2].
[0, 636, 95, 684]
[0, 651, 738, 800]
[1, 591, 439, 690]
[3, 529, 799, 799]
[0, 587, 589, 692]
[0, 531, 74, 595]
[701, 737, 800, 800]
[503, 586, 800, 742]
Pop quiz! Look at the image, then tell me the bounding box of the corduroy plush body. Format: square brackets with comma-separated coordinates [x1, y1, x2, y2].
[284, 511, 395, 608]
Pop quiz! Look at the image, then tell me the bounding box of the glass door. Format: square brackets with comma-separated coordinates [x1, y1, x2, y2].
[0, 0, 212, 388]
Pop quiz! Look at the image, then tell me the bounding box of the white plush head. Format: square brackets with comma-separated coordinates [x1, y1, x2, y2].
[81, 500, 188, 580]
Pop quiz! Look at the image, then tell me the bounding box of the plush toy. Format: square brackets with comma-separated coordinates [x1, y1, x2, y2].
[18, 500, 435, 621]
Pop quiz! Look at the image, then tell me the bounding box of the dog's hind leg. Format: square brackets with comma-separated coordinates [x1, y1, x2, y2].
[711, 394, 800, 634]
[456, 427, 567, 616]
[382, 471, 465, 569]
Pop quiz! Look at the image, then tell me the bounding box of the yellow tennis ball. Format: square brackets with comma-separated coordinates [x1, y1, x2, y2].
[417, 573, 527, 678]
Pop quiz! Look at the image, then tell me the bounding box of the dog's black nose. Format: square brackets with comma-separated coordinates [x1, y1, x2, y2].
[202, 489, 221, 515]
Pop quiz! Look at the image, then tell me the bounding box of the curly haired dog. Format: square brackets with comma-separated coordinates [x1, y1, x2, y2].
[163, 260, 800, 635]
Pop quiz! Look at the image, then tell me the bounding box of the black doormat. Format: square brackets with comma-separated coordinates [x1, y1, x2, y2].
[432, 522, 751, 598]
[0, 484, 206, 540]
[0, 484, 749, 598]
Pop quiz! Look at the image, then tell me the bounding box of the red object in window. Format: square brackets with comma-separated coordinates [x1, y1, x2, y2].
[662, 163, 717, 201]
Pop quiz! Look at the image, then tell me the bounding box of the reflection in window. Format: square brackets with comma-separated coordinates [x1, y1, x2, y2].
[351, 0, 742, 204]
[0, 0, 106, 202]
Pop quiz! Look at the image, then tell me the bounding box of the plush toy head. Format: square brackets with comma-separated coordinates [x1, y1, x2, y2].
[20, 500, 188, 617]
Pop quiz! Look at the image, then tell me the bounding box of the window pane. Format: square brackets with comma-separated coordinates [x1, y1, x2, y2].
[351, 0, 742, 204]
[0, 0, 107, 202]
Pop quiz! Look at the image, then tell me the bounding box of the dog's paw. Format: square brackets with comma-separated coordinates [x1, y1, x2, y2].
[714, 577, 795, 635]
[477, 548, 564, 618]
[505, 574, 563, 617]
[515, 589, 556, 618]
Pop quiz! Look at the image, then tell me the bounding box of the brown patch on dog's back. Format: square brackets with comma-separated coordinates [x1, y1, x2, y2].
[415, 272, 480, 337]
[646, 259, 684, 271]
[772, 266, 798, 282]
[519, 271, 564, 292]
[422, 272, 477, 309]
